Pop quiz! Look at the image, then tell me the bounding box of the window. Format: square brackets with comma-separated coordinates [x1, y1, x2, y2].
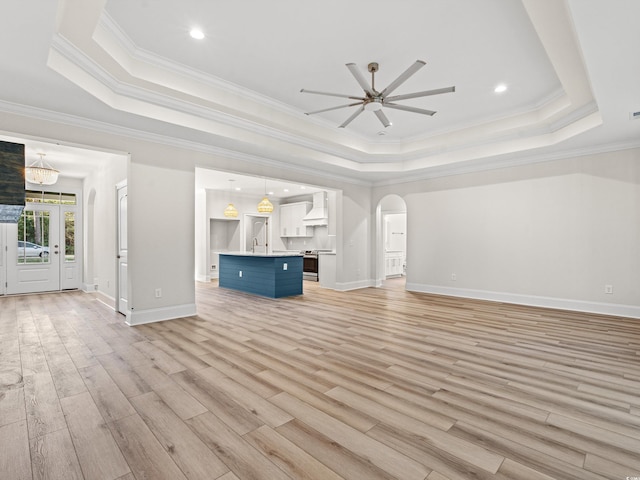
[17, 210, 50, 264]
[64, 211, 75, 262]
[26, 190, 77, 205]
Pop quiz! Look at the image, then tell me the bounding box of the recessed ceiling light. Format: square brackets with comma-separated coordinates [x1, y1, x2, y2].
[284, 188, 289, 192]
[190, 28, 205, 40]
[235, 187, 241, 191]
[268, 191, 274, 195]
[494, 84, 508, 93]
[300, 186, 306, 190]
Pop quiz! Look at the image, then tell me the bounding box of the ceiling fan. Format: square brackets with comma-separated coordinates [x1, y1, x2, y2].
[301, 60, 455, 129]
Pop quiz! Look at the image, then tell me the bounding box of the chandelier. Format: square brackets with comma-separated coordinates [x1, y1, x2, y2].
[25, 153, 59, 185]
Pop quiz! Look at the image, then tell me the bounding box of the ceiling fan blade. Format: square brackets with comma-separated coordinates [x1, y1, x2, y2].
[346, 63, 375, 96]
[300, 89, 366, 101]
[339, 105, 365, 128]
[374, 109, 391, 128]
[305, 102, 364, 115]
[380, 60, 426, 98]
[385, 86, 455, 103]
[384, 103, 437, 116]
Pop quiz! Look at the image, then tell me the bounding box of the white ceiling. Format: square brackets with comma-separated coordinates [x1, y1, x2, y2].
[104, 0, 560, 140]
[0, 0, 638, 188]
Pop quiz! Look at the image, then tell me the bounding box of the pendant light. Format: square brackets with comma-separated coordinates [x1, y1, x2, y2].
[25, 153, 59, 185]
[223, 179, 238, 218]
[257, 177, 274, 213]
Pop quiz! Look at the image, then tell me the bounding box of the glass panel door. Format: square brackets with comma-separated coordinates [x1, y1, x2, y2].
[6, 204, 60, 294]
[17, 209, 51, 264]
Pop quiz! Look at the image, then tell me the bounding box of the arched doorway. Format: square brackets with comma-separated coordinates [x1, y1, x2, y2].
[376, 194, 407, 287]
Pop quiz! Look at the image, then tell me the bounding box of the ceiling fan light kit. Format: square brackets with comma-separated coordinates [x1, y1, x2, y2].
[302, 60, 455, 129]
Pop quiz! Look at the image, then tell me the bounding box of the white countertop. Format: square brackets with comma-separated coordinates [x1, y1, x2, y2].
[218, 251, 302, 257]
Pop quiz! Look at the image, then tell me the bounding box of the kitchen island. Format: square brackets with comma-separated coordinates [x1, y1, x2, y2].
[218, 252, 303, 298]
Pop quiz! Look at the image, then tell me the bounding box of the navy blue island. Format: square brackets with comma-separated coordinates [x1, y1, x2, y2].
[218, 252, 303, 298]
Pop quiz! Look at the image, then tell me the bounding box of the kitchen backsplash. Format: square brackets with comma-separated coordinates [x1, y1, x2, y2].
[285, 225, 335, 251]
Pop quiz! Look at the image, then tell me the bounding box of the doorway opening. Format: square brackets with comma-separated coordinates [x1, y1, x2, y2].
[244, 214, 271, 254]
[376, 194, 407, 288]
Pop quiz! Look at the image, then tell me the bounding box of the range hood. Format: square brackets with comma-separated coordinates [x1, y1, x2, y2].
[303, 191, 328, 226]
[0, 141, 25, 223]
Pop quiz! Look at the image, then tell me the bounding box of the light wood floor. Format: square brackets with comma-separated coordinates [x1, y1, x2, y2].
[1, 279, 639, 480]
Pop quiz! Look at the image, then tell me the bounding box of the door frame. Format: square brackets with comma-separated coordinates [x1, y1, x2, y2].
[243, 213, 272, 254]
[375, 194, 407, 287]
[115, 180, 129, 317]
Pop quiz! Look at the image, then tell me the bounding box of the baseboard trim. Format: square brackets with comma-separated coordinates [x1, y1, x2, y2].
[405, 283, 640, 319]
[335, 279, 375, 291]
[126, 303, 197, 326]
[95, 291, 116, 310]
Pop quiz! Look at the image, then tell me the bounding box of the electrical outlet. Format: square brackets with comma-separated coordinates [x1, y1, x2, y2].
[211, 264, 216, 270]
[451, 273, 457, 281]
[604, 284, 613, 294]
[155, 288, 162, 298]
[239, 271, 243, 278]
[283, 263, 288, 271]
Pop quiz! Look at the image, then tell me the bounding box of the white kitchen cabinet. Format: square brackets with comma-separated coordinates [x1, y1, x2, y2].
[280, 201, 313, 237]
[385, 251, 404, 277]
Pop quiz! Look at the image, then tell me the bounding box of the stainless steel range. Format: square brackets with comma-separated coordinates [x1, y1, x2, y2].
[302, 250, 319, 281]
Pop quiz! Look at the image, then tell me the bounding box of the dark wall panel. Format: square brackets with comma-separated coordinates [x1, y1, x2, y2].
[0, 141, 25, 223]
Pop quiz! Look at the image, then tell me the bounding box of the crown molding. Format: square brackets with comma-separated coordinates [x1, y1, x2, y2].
[0, 99, 371, 187]
[73, 4, 603, 169]
[372, 138, 640, 187]
[50, 32, 606, 176]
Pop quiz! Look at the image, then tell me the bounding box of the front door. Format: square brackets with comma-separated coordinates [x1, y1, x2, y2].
[6, 204, 60, 294]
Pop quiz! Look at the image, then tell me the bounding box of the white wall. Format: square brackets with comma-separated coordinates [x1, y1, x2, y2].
[373, 148, 640, 317]
[339, 190, 372, 289]
[83, 156, 127, 304]
[127, 161, 196, 323]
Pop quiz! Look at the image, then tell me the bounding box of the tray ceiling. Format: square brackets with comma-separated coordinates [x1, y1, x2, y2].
[1, 0, 638, 184]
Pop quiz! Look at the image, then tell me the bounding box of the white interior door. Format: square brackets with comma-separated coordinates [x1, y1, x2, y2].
[117, 184, 129, 315]
[6, 204, 61, 294]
